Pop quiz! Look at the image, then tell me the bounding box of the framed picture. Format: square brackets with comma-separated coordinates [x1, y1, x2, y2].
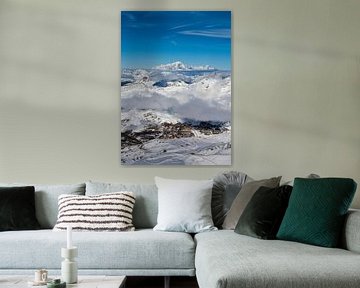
[121, 11, 231, 165]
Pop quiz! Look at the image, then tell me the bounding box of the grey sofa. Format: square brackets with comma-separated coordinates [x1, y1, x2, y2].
[0, 181, 195, 279]
[195, 212, 360, 288]
[1, 181, 360, 288]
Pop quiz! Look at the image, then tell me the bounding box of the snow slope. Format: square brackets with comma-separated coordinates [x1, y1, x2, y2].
[122, 110, 181, 133]
[120, 62, 231, 165]
[121, 131, 231, 165]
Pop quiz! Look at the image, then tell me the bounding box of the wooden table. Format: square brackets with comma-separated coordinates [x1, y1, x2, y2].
[0, 275, 126, 288]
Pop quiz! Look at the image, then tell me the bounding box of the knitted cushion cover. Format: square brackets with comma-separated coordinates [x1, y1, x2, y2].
[53, 192, 136, 231]
[277, 178, 357, 247]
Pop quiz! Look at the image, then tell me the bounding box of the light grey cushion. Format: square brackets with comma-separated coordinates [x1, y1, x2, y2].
[222, 176, 281, 230]
[195, 230, 360, 288]
[85, 181, 158, 229]
[0, 229, 195, 271]
[0, 183, 85, 228]
[154, 177, 217, 233]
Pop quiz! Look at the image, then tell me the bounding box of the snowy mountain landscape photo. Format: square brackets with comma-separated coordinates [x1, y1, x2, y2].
[121, 11, 231, 165]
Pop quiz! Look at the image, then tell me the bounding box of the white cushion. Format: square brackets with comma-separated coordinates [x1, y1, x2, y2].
[53, 192, 135, 232]
[153, 177, 217, 233]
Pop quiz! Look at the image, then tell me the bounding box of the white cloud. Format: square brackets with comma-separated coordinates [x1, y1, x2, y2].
[169, 23, 194, 30]
[121, 69, 231, 122]
[179, 29, 231, 39]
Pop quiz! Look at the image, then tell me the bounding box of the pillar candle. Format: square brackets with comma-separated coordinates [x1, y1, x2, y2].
[67, 225, 72, 249]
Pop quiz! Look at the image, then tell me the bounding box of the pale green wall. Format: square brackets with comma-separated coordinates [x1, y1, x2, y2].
[0, 0, 359, 207]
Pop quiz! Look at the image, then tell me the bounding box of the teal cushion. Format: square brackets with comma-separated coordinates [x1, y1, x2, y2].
[277, 178, 357, 247]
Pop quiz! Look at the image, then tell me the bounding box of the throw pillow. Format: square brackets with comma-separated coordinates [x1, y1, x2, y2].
[277, 178, 357, 247]
[212, 171, 250, 228]
[0, 186, 41, 231]
[0, 183, 86, 228]
[53, 192, 136, 231]
[153, 177, 217, 233]
[222, 176, 281, 230]
[234, 185, 293, 239]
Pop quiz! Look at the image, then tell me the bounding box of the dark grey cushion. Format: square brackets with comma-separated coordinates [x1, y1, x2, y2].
[222, 176, 281, 229]
[234, 185, 292, 239]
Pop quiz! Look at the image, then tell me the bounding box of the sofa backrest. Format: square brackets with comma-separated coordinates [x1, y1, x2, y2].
[86, 181, 158, 229]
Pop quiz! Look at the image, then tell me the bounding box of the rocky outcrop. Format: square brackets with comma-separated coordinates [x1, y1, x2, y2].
[121, 121, 229, 148]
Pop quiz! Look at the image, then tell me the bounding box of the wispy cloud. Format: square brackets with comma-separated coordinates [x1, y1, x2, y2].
[123, 12, 136, 21]
[179, 29, 231, 39]
[169, 23, 194, 31]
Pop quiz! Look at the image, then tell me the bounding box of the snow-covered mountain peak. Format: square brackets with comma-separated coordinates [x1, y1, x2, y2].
[154, 61, 186, 71]
[154, 61, 216, 71]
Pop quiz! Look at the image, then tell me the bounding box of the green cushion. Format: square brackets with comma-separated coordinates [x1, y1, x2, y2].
[277, 178, 357, 247]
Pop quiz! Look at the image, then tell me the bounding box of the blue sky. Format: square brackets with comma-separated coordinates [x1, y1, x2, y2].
[121, 11, 231, 70]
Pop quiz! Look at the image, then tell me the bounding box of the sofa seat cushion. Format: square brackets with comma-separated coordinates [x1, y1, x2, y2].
[0, 229, 195, 270]
[195, 230, 360, 288]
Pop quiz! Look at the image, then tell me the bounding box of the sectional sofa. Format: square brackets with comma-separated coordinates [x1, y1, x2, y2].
[0, 180, 360, 288]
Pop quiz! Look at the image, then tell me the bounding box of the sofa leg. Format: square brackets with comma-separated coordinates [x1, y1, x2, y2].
[164, 276, 170, 288]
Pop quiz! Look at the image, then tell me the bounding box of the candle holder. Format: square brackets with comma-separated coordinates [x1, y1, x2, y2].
[61, 247, 78, 284]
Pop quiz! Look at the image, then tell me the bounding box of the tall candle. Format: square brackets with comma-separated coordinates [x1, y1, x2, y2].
[67, 225, 72, 249]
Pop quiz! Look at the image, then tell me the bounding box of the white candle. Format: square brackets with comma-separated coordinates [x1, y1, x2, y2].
[67, 225, 72, 249]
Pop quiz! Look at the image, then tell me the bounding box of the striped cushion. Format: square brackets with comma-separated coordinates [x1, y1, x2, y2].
[53, 192, 136, 232]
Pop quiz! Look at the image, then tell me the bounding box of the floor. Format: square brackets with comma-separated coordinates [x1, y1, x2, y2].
[126, 276, 199, 288]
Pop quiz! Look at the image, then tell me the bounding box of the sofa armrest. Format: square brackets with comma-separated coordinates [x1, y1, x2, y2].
[342, 209, 360, 253]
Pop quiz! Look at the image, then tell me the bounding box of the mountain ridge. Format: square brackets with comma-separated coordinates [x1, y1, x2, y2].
[154, 61, 216, 71]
